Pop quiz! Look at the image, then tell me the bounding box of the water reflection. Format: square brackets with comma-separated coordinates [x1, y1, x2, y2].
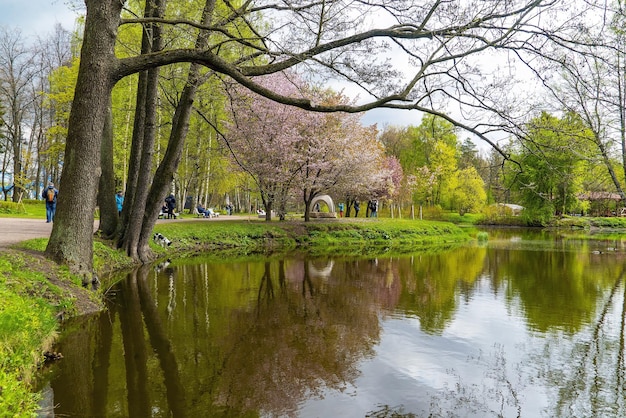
[37, 230, 626, 417]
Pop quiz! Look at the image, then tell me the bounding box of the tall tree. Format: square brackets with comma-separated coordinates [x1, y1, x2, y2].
[117, 0, 166, 262]
[46, 2, 121, 282]
[296, 90, 383, 221]
[452, 167, 487, 215]
[507, 112, 592, 223]
[0, 28, 36, 201]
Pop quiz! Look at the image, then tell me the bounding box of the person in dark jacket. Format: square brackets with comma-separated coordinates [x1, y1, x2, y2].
[165, 194, 177, 219]
[42, 182, 58, 223]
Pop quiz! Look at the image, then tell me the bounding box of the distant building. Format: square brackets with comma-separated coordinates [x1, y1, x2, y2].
[578, 191, 622, 217]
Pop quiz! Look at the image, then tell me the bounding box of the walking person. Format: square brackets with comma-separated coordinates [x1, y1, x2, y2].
[165, 194, 177, 219]
[42, 182, 58, 223]
[354, 200, 360, 217]
[338, 202, 344, 218]
[115, 191, 124, 216]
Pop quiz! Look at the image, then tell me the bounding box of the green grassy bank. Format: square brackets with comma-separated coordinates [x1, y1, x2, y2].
[0, 217, 470, 415]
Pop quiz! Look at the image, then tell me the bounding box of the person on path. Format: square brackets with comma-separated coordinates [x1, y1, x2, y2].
[165, 194, 177, 219]
[115, 191, 124, 216]
[338, 202, 344, 217]
[354, 200, 360, 217]
[42, 182, 58, 223]
[369, 199, 378, 217]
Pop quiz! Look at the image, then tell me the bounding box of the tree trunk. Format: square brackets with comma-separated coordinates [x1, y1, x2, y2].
[619, 50, 626, 190]
[136, 1, 215, 262]
[135, 75, 194, 260]
[45, 0, 122, 284]
[596, 132, 626, 200]
[122, 52, 161, 261]
[118, 0, 165, 260]
[118, 64, 147, 252]
[302, 188, 318, 222]
[97, 104, 118, 239]
[345, 198, 353, 217]
[303, 200, 311, 222]
[11, 124, 23, 203]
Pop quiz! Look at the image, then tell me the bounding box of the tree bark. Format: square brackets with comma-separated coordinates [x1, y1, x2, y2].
[137, 67, 203, 261]
[119, 0, 165, 261]
[45, 0, 122, 283]
[97, 104, 118, 239]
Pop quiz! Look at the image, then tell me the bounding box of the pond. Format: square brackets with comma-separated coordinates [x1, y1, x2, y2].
[36, 228, 626, 417]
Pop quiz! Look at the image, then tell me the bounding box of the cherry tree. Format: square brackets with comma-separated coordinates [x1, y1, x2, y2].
[296, 90, 385, 220]
[225, 73, 310, 220]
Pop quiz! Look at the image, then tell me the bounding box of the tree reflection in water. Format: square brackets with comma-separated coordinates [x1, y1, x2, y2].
[546, 269, 626, 417]
[42, 256, 385, 417]
[38, 235, 626, 417]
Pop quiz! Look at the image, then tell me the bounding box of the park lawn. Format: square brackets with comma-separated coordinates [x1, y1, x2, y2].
[0, 200, 46, 219]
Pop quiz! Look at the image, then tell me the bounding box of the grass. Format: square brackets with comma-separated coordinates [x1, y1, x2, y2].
[146, 217, 471, 261]
[0, 251, 86, 415]
[0, 200, 46, 219]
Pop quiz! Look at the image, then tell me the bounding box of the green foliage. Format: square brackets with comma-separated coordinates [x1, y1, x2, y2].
[380, 116, 491, 215]
[402, 115, 458, 172]
[421, 205, 444, 219]
[553, 216, 591, 229]
[442, 211, 485, 225]
[479, 204, 528, 226]
[521, 205, 555, 226]
[506, 112, 595, 219]
[451, 167, 486, 215]
[45, 58, 80, 171]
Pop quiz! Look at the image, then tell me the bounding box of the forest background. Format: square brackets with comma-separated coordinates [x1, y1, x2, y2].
[1, 0, 626, 279]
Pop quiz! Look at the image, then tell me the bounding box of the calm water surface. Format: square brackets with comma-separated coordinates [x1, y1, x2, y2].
[37, 229, 626, 417]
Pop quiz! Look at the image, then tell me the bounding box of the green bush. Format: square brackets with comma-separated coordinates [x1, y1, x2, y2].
[0, 200, 46, 218]
[0, 201, 26, 214]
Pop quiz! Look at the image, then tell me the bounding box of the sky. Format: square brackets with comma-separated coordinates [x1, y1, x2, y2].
[0, 1, 427, 127]
[0, 1, 493, 150]
[0, 0, 80, 40]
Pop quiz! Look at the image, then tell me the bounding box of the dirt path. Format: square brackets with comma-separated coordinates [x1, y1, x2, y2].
[0, 218, 54, 249]
[0, 214, 257, 250]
